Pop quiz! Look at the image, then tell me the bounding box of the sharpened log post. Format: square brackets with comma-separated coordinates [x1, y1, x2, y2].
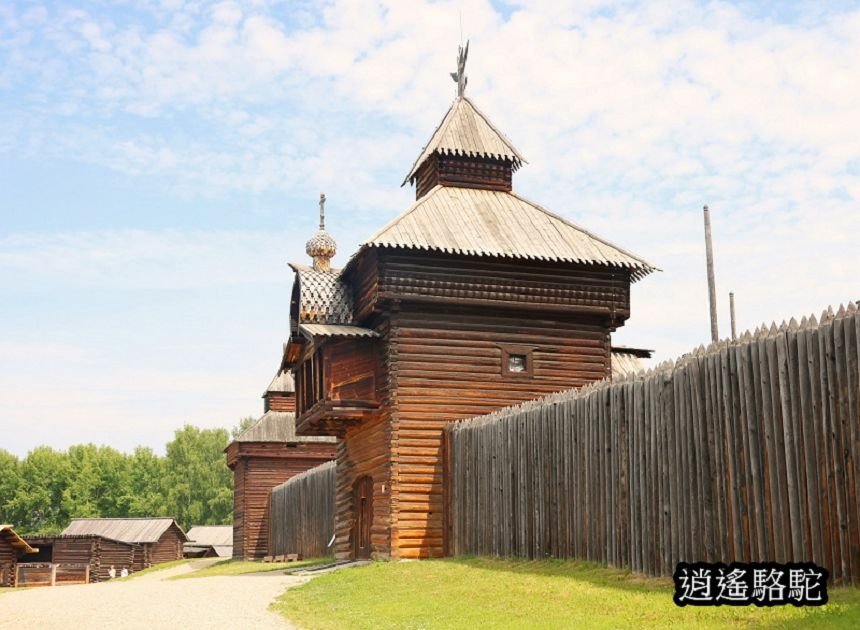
[730, 292, 737, 340]
[703, 205, 719, 343]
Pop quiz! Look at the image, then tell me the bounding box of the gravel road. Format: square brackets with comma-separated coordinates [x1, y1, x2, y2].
[0, 560, 308, 629]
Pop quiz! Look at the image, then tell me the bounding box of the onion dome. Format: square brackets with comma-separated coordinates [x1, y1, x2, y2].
[306, 193, 337, 272]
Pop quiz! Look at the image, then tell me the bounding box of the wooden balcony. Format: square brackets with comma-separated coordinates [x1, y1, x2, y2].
[295, 398, 380, 437]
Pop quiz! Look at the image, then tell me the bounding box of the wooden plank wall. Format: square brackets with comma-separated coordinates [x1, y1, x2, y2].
[232, 443, 336, 560]
[447, 305, 860, 583]
[270, 461, 336, 558]
[391, 306, 613, 559]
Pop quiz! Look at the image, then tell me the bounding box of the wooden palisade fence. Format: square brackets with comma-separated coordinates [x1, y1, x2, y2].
[446, 304, 860, 583]
[269, 461, 336, 559]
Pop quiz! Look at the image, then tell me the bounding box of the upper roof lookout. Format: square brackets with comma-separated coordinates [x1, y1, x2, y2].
[403, 41, 526, 199]
[305, 193, 337, 272]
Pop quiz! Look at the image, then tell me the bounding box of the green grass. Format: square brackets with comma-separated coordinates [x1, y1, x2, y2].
[120, 558, 190, 580]
[273, 557, 860, 629]
[172, 557, 333, 580]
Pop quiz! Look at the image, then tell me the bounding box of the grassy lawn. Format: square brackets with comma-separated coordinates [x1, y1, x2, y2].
[172, 557, 333, 580]
[120, 558, 190, 580]
[273, 557, 860, 629]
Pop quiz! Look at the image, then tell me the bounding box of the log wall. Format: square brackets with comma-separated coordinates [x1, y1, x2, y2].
[447, 305, 860, 583]
[151, 524, 185, 565]
[229, 442, 336, 560]
[269, 461, 336, 558]
[389, 306, 612, 559]
[0, 538, 15, 587]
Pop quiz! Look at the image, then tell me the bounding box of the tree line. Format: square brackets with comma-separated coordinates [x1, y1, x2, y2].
[0, 424, 241, 534]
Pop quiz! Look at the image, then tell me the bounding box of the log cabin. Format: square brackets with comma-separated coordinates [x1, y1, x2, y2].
[225, 370, 336, 560]
[60, 517, 187, 570]
[0, 525, 37, 587]
[24, 534, 138, 582]
[283, 44, 656, 560]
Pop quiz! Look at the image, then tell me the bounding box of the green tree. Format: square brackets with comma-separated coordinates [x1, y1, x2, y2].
[0, 449, 21, 524]
[231, 415, 258, 439]
[120, 446, 167, 517]
[8, 446, 72, 533]
[163, 425, 232, 529]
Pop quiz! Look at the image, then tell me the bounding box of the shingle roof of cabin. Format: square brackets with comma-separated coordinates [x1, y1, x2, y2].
[61, 518, 187, 544]
[235, 411, 336, 444]
[404, 96, 526, 184]
[363, 186, 656, 281]
[184, 525, 233, 557]
[0, 524, 38, 555]
[289, 263, 353, 325]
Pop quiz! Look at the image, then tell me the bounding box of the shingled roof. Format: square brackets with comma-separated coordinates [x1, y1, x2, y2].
[265, 370, 294, 394]
[362, 186, 656, 280]
[404, 96, 526, 185]
[0, 524, 37, 555]
[235, 411, 335, 444]
[61, 518, 187, 544]
[289, 263, 354, 326]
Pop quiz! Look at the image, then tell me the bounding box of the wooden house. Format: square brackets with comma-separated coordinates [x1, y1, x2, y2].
[0, 525, 37, 587]
[225, 371, 336, 560]
[184, 525, 233, 558]
[60, 517, 187, 571]
[283, 45, 655, 560]
[24, 533, 138, 582]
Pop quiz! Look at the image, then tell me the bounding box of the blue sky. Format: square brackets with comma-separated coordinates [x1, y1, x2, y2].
[2, 0, 860, 457]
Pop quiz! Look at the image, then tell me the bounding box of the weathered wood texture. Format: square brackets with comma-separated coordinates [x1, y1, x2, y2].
[0, 537, 15, 587]
[150, 523, 185, 565]
[269, 461, 336, 558]
[414, 153, 514, 198]
[389, 304, 613, 560]
[227, 442, 336, 560]
[266, 392, 296, 413]
[311, 251, 628, 560]
[52, 535, 136, 582]
[447, 305, 860, 583]
[378, 252, 631, 322]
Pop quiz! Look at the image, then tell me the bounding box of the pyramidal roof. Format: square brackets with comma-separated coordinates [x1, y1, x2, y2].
[362, 186, 656, 281]
[403, 96, 526, 185]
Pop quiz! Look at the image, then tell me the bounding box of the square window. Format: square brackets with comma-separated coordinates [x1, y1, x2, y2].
[508, 354, 527, 372]
[500, 345, 534, 377]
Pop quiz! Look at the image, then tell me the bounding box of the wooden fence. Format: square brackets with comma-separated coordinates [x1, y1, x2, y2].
[446, 304, 860, 583]
[269, 461, 336, 559]
[15, 563, 89, 587]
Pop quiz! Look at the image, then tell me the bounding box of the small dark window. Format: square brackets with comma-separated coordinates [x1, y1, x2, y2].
[508, 354, 527, 372]
[500, 345, 534, 377]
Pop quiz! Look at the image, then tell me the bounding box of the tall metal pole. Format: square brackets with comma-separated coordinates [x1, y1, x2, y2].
[730, 292, 737, 340]
[703, 205, 719, 343]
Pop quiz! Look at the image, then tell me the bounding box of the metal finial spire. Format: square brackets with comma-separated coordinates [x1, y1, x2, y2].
[319, 192, 326, 230]
[449, 40, 469, 97]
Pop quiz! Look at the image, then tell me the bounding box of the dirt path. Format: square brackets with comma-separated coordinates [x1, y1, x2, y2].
[0, 560, 309, 629]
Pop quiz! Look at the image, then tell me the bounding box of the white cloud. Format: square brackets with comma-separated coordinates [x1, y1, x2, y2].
[2, 0, 860, 453]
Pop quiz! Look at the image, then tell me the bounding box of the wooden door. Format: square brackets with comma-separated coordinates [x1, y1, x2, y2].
[353, 476, 373, 559]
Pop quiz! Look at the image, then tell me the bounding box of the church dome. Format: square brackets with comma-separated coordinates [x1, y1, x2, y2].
[306, 229, 337, 260]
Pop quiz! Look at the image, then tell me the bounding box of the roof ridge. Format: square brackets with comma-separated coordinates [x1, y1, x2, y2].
[461, 96, 526, 163]
[402, 102, 461, 186]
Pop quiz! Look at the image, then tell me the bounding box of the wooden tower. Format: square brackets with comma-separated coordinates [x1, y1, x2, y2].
[284, 43, 655, 560]
[225, 370, 336, 560]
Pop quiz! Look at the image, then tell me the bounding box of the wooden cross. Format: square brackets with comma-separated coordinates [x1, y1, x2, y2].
[319, 193, 326, 230]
